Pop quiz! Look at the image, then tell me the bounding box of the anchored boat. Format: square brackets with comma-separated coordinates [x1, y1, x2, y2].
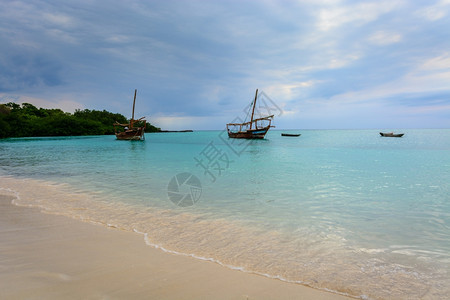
[114, 89, 146, 140]
[380, 132, 404, 138]
[226, 89, 274, 139]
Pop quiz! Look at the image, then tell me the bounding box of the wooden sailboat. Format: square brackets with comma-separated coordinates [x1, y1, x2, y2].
[114, 89, 146, 140]
[226, 89, 274, 139]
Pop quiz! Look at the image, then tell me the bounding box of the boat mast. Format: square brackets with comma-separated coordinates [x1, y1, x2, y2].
[250, 89, 258, 130]
[131, 89, 137, 128]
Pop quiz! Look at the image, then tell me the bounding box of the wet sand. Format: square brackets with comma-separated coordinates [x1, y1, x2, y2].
[0, 195, 351, 299]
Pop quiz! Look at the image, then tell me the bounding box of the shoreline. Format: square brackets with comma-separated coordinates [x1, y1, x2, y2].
[0, 195, 352, 299]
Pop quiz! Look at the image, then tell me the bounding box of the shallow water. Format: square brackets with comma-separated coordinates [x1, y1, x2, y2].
[1, 129, 449, 299]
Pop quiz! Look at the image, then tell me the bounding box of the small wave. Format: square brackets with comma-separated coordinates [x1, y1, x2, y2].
[0, 186, 20, 200]
[2, 175, 448, 300]
[355, 247, 388, 254]
[139, 230, 358, 299]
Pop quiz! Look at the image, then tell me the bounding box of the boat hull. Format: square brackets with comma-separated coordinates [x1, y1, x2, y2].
[380, 132, 404, 137]
[281, 133, 301, 137]
[227, 126, 270, 139]
[115, 127, 145, 140]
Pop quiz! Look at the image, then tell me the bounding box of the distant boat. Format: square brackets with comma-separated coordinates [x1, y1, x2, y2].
[226, 89, 274, 139]
[380, 132, 404, 137]
[114, 89, 146, 140]
[281, 133, 301, 137]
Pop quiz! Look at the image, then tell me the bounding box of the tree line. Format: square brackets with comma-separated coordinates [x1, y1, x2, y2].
[0, 102, 160, 139]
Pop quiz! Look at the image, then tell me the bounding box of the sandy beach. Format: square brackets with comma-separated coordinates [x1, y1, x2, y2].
[0, 195, 351, 300]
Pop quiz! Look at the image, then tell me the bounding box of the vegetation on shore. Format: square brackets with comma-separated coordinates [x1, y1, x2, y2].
[0, 102, 160, 139]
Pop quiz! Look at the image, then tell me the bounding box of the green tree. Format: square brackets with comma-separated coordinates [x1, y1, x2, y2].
[0, 102, 160, 138]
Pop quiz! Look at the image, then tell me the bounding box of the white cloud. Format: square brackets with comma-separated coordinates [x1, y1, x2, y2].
[316, 0, 404, 31]
[265, 81, 320, 101]
[199, 85, 226, 105]
[105, 35, 131, 44]
[45, 28, 78, 44]
[420, 8, 446, 21]
[43, 12, 74, 28]
[417, 0, 450, 21]
[419, 52, 450, 71]
[368, 31, 402, 46]
[328, 54, 360, 68]
[315, 52, 450, 107]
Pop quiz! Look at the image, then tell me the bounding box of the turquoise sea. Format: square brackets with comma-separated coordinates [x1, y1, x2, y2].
[1, 129, 449, 299]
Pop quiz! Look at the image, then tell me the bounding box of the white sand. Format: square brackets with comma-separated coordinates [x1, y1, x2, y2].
[0, 195, 352, 299]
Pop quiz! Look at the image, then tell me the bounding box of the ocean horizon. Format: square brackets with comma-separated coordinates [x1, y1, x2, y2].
[1, 129, 449, 299]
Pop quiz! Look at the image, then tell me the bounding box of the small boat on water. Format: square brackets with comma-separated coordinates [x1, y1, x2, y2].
[226, 89, 274, 139]
[380, 132, 404, 137]
[281, 133, 301, 137]
[114, 89, 146, 140]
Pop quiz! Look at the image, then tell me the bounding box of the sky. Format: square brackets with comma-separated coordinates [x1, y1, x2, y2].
[1, 0, 450, 130]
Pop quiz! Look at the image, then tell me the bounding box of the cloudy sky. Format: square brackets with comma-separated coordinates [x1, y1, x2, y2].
[1, 0, 449, 130]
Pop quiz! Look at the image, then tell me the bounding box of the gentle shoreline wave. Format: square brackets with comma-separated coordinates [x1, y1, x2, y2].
[2, 175, 448, 299]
